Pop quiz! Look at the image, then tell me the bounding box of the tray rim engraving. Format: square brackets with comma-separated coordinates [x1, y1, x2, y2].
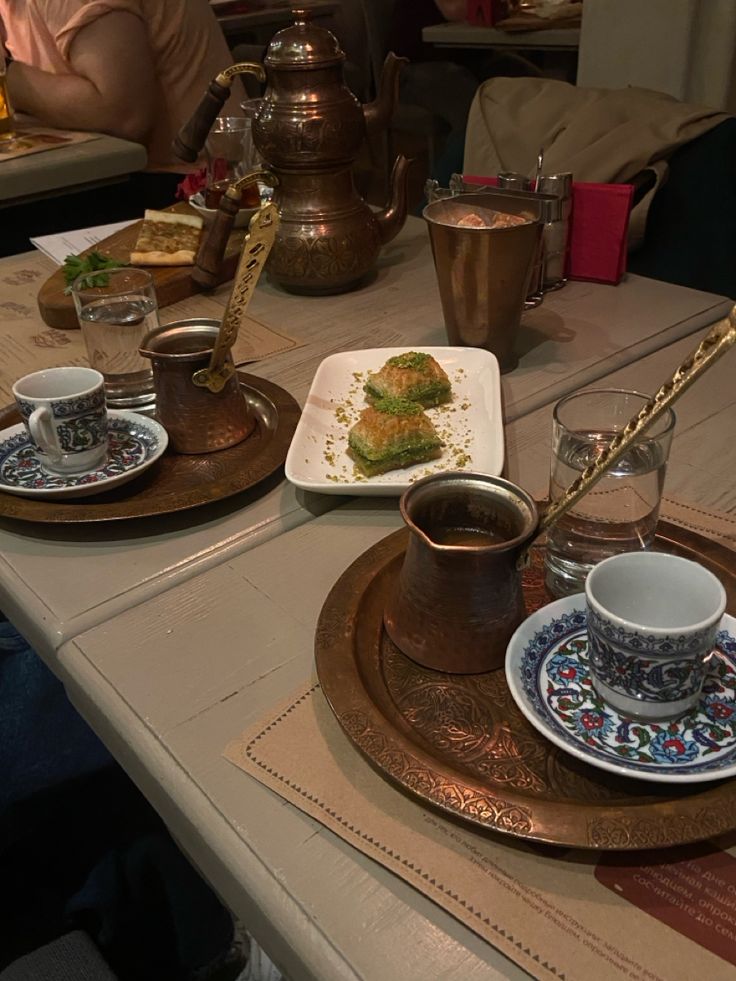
[315, 522, 736, 850]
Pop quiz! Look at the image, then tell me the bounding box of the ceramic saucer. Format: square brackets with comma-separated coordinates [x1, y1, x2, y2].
[0, 410, 168, 499]
[505, 595, 736, 784]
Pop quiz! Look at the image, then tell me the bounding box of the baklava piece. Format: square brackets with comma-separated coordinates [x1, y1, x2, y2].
[347, 397, 443, 477]
[364, 351, 452, 408]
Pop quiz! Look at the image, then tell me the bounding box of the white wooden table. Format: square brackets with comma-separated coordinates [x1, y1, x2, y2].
[54, 325, 736, 981]
[0, 218, 729, 660]
[0, 132, 147, 205]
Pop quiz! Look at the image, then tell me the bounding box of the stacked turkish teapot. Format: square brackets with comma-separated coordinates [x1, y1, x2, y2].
[174, 8, 411, 295]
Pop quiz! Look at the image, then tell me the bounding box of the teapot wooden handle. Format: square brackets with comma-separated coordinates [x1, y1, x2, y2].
[192, 193, 240, 290]
[192, 169, 278, 290]
[173, 78, 231, 163]
[172, 62, 267, 162]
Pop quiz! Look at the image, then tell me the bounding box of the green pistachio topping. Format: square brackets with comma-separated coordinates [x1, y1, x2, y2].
[373, 397, 424, 416]
[386, 352, 431, 370]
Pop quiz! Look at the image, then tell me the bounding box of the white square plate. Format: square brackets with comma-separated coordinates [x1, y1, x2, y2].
[285, 347, 504, 496]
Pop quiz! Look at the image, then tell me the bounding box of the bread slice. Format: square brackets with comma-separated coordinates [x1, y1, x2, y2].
[130, 210, 204, 266]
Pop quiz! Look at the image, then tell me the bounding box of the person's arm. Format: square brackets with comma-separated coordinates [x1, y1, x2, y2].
[6, 11, 158, 142]
[434, 0, 467, 21]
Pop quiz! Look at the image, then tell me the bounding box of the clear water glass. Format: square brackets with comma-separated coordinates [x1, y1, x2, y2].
[544, 388, 676, 598]
[72, 267, 158, 410]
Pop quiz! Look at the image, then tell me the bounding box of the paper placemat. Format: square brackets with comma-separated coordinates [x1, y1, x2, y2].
[0, 126, 98, 162]
[225, 506, 736, 981]
[662, 498, 736, 549]
[0, 255, 302, 405]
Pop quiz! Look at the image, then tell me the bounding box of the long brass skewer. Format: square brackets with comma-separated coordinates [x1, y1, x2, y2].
[538, 305, 736, 538]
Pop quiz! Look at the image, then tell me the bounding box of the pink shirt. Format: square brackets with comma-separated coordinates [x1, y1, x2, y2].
[0, 0, 244, 169]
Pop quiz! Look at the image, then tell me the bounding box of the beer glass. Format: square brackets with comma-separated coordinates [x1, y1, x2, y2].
[0, 50, 16, 144]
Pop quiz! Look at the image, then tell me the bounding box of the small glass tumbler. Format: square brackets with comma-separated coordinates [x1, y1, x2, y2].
[204, 113, 261, 210]
[0, 50, 16, 144]
[71, 267, 158, 410]
[544, 388, 676, 598]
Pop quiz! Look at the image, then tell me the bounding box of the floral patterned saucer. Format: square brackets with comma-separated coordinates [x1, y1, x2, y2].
[505, 595, 736, 784]
[0, 410, 168, 499]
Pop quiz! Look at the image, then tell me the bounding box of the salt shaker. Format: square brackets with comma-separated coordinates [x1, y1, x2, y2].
[536, 172, 573, 289]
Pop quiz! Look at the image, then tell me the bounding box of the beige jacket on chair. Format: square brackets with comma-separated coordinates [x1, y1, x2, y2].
[463, 77, 729, 247]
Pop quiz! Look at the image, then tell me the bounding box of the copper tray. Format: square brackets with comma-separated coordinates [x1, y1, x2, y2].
[316, 522, 736, 850]
[0, 372, 299, 523]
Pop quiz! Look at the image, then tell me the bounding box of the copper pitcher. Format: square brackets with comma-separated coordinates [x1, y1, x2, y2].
[384, 473, 539, 674]
[139, 319, 252, 454]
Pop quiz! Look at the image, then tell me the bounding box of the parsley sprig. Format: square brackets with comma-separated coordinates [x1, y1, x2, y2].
[62, 251, 129, 294]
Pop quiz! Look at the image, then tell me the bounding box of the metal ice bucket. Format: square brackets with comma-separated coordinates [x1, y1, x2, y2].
[423, 195, 543, 372]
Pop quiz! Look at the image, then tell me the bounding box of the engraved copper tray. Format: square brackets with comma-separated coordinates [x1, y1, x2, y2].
[0, 372, 299, 523]
[316, 523, 736, 850]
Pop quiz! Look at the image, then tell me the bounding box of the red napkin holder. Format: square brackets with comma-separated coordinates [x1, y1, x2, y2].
[463, 175, 635, 285]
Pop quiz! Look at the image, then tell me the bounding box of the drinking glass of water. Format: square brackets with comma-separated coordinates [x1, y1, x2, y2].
[71, 267, 158, 410]
[544, 388, 675, 598]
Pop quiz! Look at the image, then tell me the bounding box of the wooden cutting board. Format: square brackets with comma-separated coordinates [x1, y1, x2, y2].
[37, 202, 246, 330]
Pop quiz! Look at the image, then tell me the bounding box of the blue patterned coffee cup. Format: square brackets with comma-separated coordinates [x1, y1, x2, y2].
[13, 367, 108, 475]
[585, 552, 726, 721]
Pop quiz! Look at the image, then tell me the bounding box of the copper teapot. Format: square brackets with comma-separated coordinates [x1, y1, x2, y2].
[175, 8, 411, 295]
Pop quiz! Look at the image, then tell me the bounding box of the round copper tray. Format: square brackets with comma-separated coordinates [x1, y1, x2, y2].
[316, 522, 736, 850]
[0, 372, 299, 523]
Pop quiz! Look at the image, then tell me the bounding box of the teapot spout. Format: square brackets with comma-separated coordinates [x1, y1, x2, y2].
[363, 52, 408, 136]
[376, 154, 412, 245]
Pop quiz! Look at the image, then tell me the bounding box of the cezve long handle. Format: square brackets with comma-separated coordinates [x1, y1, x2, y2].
[538, 305, 736, 538]
[192, 201, 279, 394]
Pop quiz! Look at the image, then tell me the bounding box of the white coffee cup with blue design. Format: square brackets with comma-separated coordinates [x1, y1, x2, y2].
[585, 551, 727, 722]
[12, 366, 109, 475]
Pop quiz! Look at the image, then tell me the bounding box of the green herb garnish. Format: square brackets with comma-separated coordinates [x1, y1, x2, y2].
[62, 251, 129, 294]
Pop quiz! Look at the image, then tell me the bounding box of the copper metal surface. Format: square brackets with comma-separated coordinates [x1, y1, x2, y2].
[174, 9, 411, 294]
[316, 523, 736, 850]
[140, 320, 254, 455]
[539, 305, 736, 537]
[423, 196, 543, 372]
[384, 474, 538, 674]
[0, 373, 299, 523]
[253, 11, 410, 294]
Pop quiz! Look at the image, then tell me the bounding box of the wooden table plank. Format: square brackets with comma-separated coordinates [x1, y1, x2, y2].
[56, 328, 736, 979]
[0, 133, 147, 205]
[0, 219, 729, 660]
[58, 507, 523, 981]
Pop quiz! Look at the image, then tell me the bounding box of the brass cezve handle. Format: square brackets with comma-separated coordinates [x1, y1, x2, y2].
[191, 201, 280, 395]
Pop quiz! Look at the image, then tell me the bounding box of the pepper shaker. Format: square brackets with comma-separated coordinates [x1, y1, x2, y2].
[537, 172, 573, 289]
